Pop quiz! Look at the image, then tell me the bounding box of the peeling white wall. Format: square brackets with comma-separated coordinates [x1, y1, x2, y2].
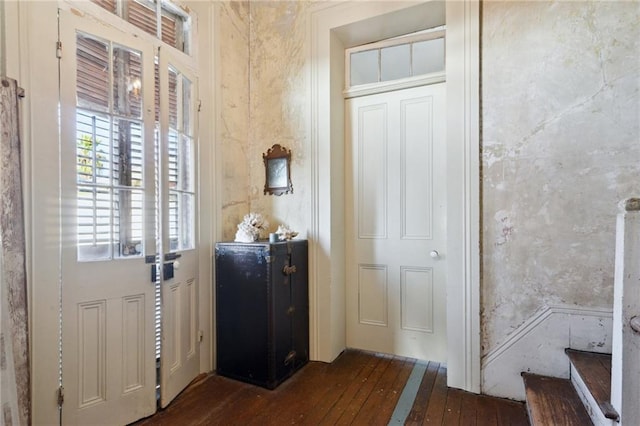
[218, 1, 251, 241]
[482, 1, 640, 354]
[246, 1, 311, 239]
[218, 1, 311, 240]
[1, 0, 6, 76]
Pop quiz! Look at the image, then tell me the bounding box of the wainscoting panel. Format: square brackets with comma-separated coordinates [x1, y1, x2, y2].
[482, 304, 613, 401]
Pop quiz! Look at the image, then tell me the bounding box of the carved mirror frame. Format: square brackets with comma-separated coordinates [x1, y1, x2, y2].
[263, 144, 293, 196]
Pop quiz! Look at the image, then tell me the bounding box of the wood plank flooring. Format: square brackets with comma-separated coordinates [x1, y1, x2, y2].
[134, 350, 528, 426]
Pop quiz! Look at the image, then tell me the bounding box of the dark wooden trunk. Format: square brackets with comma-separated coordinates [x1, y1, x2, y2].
[215, 240, 309, 389]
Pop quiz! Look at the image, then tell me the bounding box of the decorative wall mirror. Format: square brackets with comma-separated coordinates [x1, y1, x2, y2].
[263, 144, 293, 196]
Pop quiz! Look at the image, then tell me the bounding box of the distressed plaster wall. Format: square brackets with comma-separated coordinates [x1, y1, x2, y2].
[1, 0, 6, 76]
[219, 1, 311, 240]
[218, 1, 251, 241]
[218, 0, 640, 361]
[481, 1, 640, 353]
[247, 1, 311, 238]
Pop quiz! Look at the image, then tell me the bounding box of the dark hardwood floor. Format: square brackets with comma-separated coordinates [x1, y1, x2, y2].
[134, 350, 528, 425]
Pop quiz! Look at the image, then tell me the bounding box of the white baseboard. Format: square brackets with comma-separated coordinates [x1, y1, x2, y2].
[481, 304, 613, 401]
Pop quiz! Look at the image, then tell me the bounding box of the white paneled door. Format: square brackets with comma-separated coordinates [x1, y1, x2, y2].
[59, 12, 157, 425]
[345, 84, 447, 362]
[59, 10, 200, 424]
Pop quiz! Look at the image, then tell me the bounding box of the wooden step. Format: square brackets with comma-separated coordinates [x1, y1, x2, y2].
[522, 373, 593, 426]
[565, 349, 619, 422]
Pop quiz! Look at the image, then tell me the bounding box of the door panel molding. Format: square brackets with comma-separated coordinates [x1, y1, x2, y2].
[400, 266, 434, 333]
[357, 264, 388, 327]
[400, 96, 433, 241]
[357, 104, 388, 239]
[122, 295, 145, 393]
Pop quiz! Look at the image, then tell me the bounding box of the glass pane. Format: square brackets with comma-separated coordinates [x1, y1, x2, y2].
[78, 186, 112, 261]
[168, 67, 178, 129]
[76, 110, 111, 186]
[166, 63, 195, 252]
[350, 50, 378, 86]
[161, 10, 189, 53]
[90, 0, 116, 14]
[168, 191, 178, 251]
[267, 158, 287, 188]
[76, 33, 109, 112]
[180, 135, 194, 192]
[167, 129, 179, 189]
[161, 13, 177, 48]
[154, 60, 160, 122]
[160, 9, 189, 54]
[114, 188, 144, 257]
[167, 133, 193, 192]
[380, 44, 411, 82]
[113, 45, 143, 118]
[412, 38, 445, 75]
[168, 191, 194, 251]
[113, 119, 144, 187]
[179, 192, 194, 250]
[182, 75, 192, 135]
[91, 0, 191, 55]
[127, 0, 158, 39]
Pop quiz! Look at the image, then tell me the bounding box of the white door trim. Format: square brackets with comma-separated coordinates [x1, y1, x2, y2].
[307, 0, 480, 392]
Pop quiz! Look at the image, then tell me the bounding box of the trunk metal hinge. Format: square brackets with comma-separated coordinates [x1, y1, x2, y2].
[56, 41, 63, 59]
[57, 385, 64, 407]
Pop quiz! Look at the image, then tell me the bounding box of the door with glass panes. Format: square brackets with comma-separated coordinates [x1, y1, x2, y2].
[158, 49, 200, 409]
[59, 9, 199, 424]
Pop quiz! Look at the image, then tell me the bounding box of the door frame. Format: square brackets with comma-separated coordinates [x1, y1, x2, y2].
[307, 1, 480, 392]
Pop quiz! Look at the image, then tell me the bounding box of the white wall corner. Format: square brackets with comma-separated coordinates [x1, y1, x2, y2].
[482, 304, 613, 401]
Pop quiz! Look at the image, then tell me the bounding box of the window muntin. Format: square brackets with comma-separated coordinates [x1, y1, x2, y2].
[76, 32, 146, 261]
[90, 0, 191, 54]
[346, 29, 446, 89]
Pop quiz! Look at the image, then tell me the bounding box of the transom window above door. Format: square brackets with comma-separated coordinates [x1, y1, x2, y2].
[345, 27, 445, 98]
[90, 0, 192, 54]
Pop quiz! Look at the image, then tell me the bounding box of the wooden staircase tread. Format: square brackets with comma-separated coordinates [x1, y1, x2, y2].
[565, 348, 614, 418]
[522, 373, 593, 426]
